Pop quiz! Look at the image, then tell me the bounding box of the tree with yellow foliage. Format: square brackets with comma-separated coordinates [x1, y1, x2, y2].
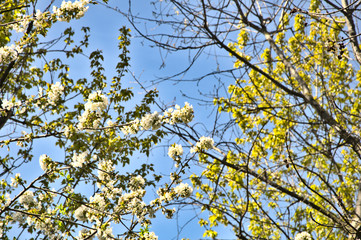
[120, 0, 361, 239]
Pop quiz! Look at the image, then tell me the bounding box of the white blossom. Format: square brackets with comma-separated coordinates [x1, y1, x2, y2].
[10, 173, 21, 188]
[74, 205, 88, 221]
[174, 183, 193, 198]
[76, 228, 95, 240]
[129, 175, 145, 191]
[1, 99, 21, 111]
[39, 154, 51, 171]
[78, 91, 108, 130]
[106, 120, 115, 127]
[164, 102, 194, 124]
[295, 232, 312, 240]
[53, 0, 90, 22]
[168, 143, 183, 160]
[12, 11, 48, 32]
[96, 226, 114, 240]
[190, 136, 214, 153]
[38, 87, 44, 97]
[140, 112, 162, 130]
[48, 82, 64, 106]
[90, 193, 106, 211]
[128, 198, 147, 219]
[33, 9, 50, 29]
[64, 185, 74, 194]
[2, 193, 11, 208]
[157, 188, 174, 203]
[142, 231, 158, 240]
[0, 44, 22, 63]
[117, 190, 147, 221]
[63, 125, 72, 138]
[71, 151, 89, 168]
[34, 217, 53, 232]
[97, 160, 114, 181]
[19, 191, 36, 209]
[99, 180, 122, 199]
[121, 119, 140, 135]
[86, 91, 109, 112]
[11, 212, 26, 224]
[1, 99, 13, 111]
[12, 15, 31, 33]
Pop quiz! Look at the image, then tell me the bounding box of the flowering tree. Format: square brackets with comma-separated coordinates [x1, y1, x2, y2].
[99, 0, 361, 239]
[0, 0, 198, 239]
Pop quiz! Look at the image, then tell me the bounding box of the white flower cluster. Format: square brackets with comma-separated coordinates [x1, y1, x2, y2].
[11, 212, 26, 224]
[109, 178, 157, 223]
[0, 44, 22, 64]
[190, 136, 214, 153]
[74, 205, 88, 221]
[156, 183, 193, 204]
[10, 173, 21, 188]
[90, 193, 106, 212]
[85, 91, 109, 112]
[96, 226, 114, 240]
[34, 216, 57, 236]
[18, 191, 36, 209]
[295, 232, 312, 240]
[1, 99, 25, 115]
[76, 228, 95, 240]
[99, 180, 122, 200]
[78, 91, 108, 130]
[12, 14, 31, 33]
[121, 102, 194, 136]
[168, 143, 183, 160]
[97, 232, 111, 240]
[75, 195, 111, 232]
[106, 119, 116, 127]
[142, 232, 158, 240]
[156, 189, 173, 203]
[117, 189, 148, 222]
[140, 112, 162, 130]
[121, 111, 162, 134]
[63, 125, 73, 138]
[12, 10, 49, 33]
[97, 160, 115, 181]
[1, 99, 16, 111]
[71, 151, 89, 168]
[39, 154, 52, 171]
[121, 119, 140, 135]
[1, 193, 11, 209]
[74, 195, 117, 240]
[164, 102, 194, 124]
[129, 175, 145, 191]
[53, 0, 90, 22]
[48, 82, 64, 106]
[23, 208, 61, 238]
[130, 198, 147, 220]
[33, 9, 49, 29]
[174, 183, 193, 198]
[118, 190, 146, 206]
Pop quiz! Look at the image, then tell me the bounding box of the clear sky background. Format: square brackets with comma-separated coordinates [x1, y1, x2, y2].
[6, 0, 238, 239]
